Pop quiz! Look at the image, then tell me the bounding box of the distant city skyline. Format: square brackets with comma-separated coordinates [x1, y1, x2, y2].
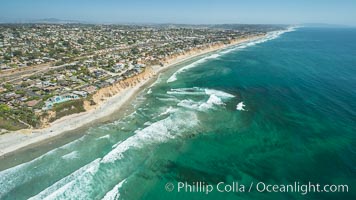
[0, 0, 356, 26]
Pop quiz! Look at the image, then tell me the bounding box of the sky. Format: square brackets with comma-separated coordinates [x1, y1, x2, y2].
[0, 0, 355, 25]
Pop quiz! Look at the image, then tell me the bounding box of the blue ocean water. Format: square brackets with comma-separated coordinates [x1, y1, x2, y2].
[0, 27, 355, 200]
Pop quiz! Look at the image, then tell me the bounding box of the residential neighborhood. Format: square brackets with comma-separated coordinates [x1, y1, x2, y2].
[0, 24, 284, 130]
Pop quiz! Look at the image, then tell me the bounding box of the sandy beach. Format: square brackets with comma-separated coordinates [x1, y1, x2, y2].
[0, 35, 265, 158]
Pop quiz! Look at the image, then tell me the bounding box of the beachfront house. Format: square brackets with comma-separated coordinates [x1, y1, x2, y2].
[72, 91, 88, 97]
[112, 63, 125, 73]
[82, 85, 97, 94]
[42, 93, 80, 110]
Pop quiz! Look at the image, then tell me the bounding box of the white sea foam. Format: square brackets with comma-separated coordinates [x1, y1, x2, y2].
[5, 27, 300, 198]
[29, 111, 197, 198]
[158, 106, 178, 117]
[167, 87, 206, 96]
[62, 151, 79, 160]
[236, 101, 246, 111]
[219, 28, 294, 55]
[101, 111, 198, 163]
[29, 158, 101, 200]
[31, 98, 200, 197]
[136, 96, 146, 101]
[167, 26, 297, 83]
[177, 95, 224, 111]
[205, 89, 234, 98]
[170, 87, 234, 111]
[64, 134, 87, 146]
[177, 99, 202, 110]
[149, 73, 163, 88]
[112, 141, 122, 149]
[172, 88, 233, 111]
[0, 135, 88, 199]
[97, 134, 111, 140]
[98, 126, 111, 131]
[167, 87, 234, 98]
[206, 53, 220, 59]
[0, 87, 235, 198]
[101, 179, 126, 200]
[167, 75, 178, 83]
[167, 54, 221, 83]
[143, 121, 152, 126]
[207, 94, 224, 105]
[156, 97, 180, 102]
[0, 158, 44, 198]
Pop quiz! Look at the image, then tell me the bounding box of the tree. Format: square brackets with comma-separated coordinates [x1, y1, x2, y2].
[4, 83, 13, 90]
[13, 50, 23, 57]
[0, 103, 10, 113]
[77, 38, 85, 45]
[131, 47, 139, 55]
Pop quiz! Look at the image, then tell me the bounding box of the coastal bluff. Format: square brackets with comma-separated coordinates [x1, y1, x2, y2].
[84, 67, 155, 111]
[38, 36, 265, 128]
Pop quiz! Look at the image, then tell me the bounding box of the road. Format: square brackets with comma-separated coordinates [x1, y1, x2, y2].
[0, 40, 162, 83]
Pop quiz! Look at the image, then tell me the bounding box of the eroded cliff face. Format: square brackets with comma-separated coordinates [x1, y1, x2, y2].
[84, 67, 155, 111]
[80, 44, 230, 113]
[162, 42, 226, 64]
[37, 38, 252, 128]
[38, 110, 56, 128]
[38, 68, 155, 128]
[87, 43, 230, 109]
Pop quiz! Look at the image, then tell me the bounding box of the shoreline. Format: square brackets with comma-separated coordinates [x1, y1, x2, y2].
[0, 34, 266, 158]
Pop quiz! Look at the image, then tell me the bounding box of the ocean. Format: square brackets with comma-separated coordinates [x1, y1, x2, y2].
[0, 27, 355, 200]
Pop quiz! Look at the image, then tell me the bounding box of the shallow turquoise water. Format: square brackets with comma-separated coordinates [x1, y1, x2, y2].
[0, 28, 355, 200]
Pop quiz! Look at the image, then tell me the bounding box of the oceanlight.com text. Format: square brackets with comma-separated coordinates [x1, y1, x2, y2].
[164, 181, 349, 195]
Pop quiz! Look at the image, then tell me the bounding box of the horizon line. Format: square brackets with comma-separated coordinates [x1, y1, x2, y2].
[0, 17, 354, 27]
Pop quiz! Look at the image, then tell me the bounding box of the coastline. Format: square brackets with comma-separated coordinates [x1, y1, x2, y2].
[0, 34, 266, 158]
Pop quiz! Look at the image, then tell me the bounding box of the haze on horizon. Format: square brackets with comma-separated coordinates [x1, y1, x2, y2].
[0, 0, 355, 26]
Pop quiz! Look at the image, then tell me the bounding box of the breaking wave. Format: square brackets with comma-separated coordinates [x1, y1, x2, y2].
[170, 87, 235, 111]
[29, 112, 198, 197]
[28, 87, 231, 198]
[236, 101, 246, 111]
[167, 26, 297, 83]
[29, 158, 101, 200]
[62, 151, 79, 160]
[167, 53, 221, 83]
[101, 179, 126, 200]
[101, 111, 198, 163]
